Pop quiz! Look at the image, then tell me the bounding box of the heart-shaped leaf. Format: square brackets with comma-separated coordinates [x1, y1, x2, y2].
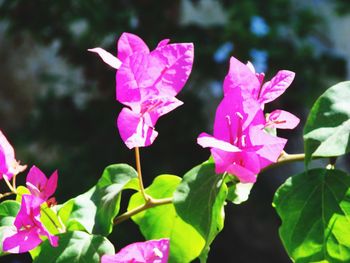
[304, 81, 350, 164]
[58, 164, 138, 235]
[33, 231, 115, 263]
[273, 168, 350, 262]
[128, 175, 205, 263]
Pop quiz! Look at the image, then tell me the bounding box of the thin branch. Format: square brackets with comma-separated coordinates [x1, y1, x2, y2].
[262, 152, 306, 172]
[0, 192, 15, 200]
[134, 147, 149, 202]
[3, 176, 16, 193]
[114, 197, 173, 225]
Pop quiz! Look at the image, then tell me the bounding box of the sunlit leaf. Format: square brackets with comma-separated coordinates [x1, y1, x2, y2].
[128, 175, 205, 263]
[58, 164, 138, 235]
[304, 81, 350, 164]
[273, 168, 350, 262]
[33, 231, 115, 263]
[173, 161, 227, 261]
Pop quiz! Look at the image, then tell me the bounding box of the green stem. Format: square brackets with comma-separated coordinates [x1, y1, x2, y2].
[3, 176, 16, 193]
[134, 147, 150, 202]
[262, 152, 306, 172]
[114, 197, 173, 225]
[0, 192, 15, 200]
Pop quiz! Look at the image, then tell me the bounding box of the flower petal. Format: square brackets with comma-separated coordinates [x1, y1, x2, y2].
[151, 43, 194, 97]
[117, 107, 158, 149]
[0, 130, 16, 180]
[117, 32, 150, 61]
[88, 48, 122, 69]
[249, 125, 287, 167]
[259, 70, 295, 104]
[3, 228, 43, 253]
[101, 239, 169, 263]
[223, 56, 261, 100]
[197, 133, 241, 152]
[143, 96, 183, 126]
[267, 109, 300, 129]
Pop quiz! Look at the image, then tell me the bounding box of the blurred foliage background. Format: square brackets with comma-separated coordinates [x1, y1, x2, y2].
[0, 0, 349, 262]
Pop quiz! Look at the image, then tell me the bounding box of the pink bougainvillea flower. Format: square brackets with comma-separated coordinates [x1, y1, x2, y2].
[3, 194, 58, 253]
[26, 165, 58, 201]
[265, 109, 300, 129]
[198, 88, 287, 183]
[101, 238, 169, 263]
[89, 32, 194, 149]
[224, 56, 295, 107]
[0, 130, 26, 180]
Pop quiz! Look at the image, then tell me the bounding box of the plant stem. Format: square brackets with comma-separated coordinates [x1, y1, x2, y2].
[12, 174, 17, 191]
[0, 192, 15, 200]
[134, 147, 149, 202]
[114, 197, 173, 225]
[3, 176, 16, 193]
[262, 152, 306, 172]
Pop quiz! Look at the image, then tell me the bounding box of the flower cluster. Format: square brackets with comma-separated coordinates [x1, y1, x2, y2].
[102, 238, 169, 263]
[89, 33, 194, 149]
[0, 131, 59, 253]
[198, 57, 299, 183]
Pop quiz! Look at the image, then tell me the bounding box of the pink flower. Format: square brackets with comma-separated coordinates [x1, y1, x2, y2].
[198, 88, 287, 183]
[89, 33, 194, 149]
[26, 165, 58, 201]
[2, 195, 58, 253]
[101, 238, 169, 263]
[224, 57, 296, 106]
[0, 130, 26, 180]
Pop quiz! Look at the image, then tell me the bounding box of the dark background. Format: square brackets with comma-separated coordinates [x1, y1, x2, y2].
[0, 0, 349, 262]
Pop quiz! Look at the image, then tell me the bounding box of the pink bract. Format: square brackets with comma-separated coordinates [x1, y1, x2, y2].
[197, 88, 287, 183]
[2, 195, 58, 253]
[26, 165, 58, 201]
[89, 32, 194, 149]
[101, 238, 169, 263]
[224, 56, 295, 107]
[0, 130, 26, 180]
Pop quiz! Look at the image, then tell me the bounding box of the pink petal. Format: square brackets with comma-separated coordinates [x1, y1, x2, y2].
[117, 32, 150, 62]
[101, 239, 169, 263]
[197, 133, 241, 152]
[116, 52, 164, 107]
[156, 39, 170, 48]
[267, 109, 300, 129]
[213, 88, 262, 141]
[117, 107, 158, 149]
[14, 195, 42, 229]
[249, 125, 287, 167]
[142, 96, 183, 126]
[223, 56, 261, 100]
[3, 228, 43, 253]
[88, 48, 122, 69]
[45, 170, 58, 200]
[151, 43, 194, 97]
[226, 151, 260, 183]
[259, 70, 295, 104]
[26, 166, 47, 194]
[0, 130, 16, 180]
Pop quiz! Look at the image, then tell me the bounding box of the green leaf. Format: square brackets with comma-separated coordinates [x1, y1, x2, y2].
[304, 81, 350, 164]
[226, 181, 254, 205]
[58, 164, 138, 235]
[0, 200, 20, 226]
[0, 200, 20, 256]
[40, 203, 64, 235]
[173, 162, 227, 261]
[273, 168, 350, 263]
[33, 231, 115, 263]
[128, 175, 205, 263]
[15, 185, 30, 203]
